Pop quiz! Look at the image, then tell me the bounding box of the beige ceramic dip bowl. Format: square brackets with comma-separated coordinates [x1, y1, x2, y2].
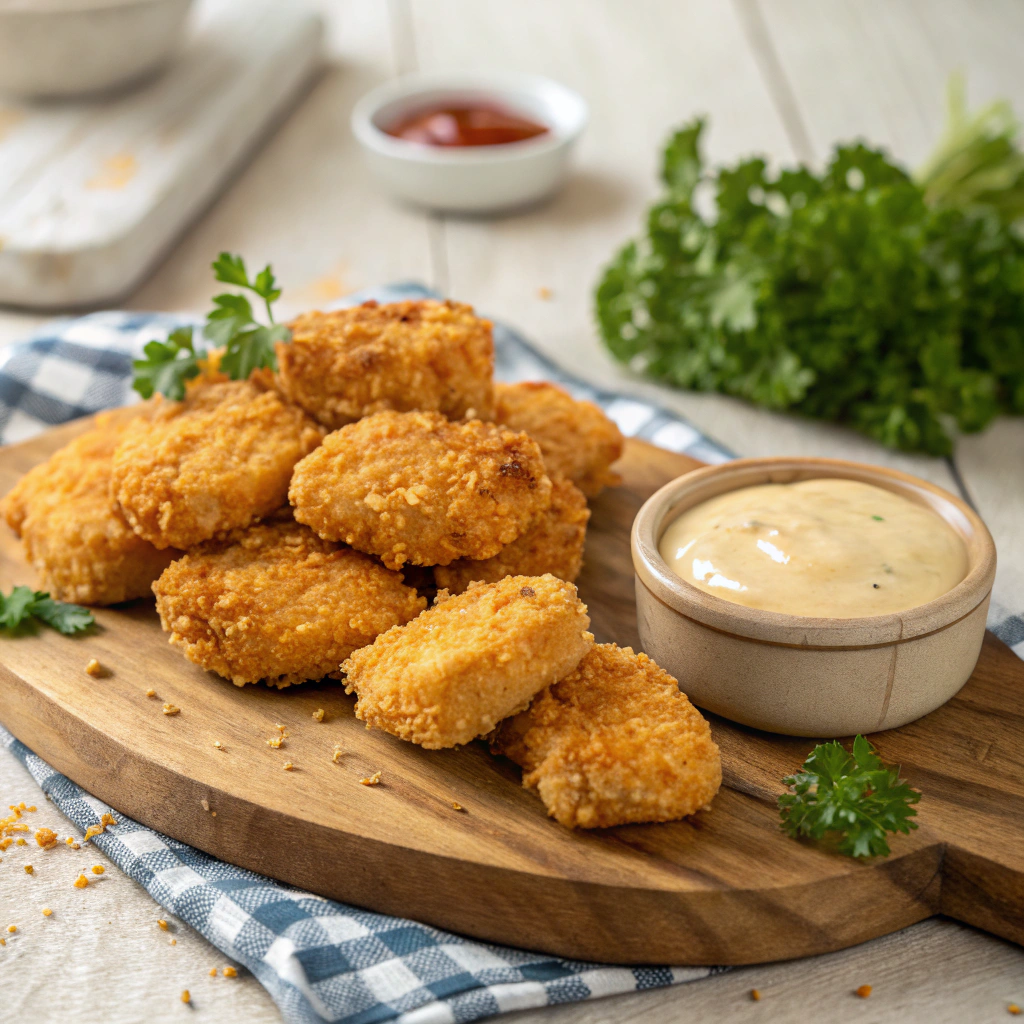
[631, 458, 996, 738]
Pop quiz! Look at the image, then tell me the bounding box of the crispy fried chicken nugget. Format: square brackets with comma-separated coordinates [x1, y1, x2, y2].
[111, 379, 322, 550]
[342, 575, 593, 748]
[277, 299, 495, 429]
[0, 406, 178, 604]
[490, 643, 721, 828]
[289, 410, 551, 569]
[434, 477, 589, 594]
[494, 382, 624, 497]
[153, 519, 425, 688]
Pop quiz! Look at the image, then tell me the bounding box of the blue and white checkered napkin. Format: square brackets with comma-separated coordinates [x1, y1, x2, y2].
[0, 283, 1021, 1024]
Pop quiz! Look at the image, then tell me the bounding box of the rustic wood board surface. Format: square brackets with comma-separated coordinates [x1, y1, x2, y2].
[0, 419, 1021, 967]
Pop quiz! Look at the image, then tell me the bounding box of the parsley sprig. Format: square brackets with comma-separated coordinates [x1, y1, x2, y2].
[778, 735, 921, 859]
[0, 586, 94, 635]
[133, 253, 290, 401]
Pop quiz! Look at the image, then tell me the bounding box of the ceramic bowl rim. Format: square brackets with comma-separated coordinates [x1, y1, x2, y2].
[350, 71, 588, 166]
[631, 456, 997, 649]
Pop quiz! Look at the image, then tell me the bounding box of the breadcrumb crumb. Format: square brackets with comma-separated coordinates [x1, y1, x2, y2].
[751, 989, 761, 1001]
[181, 990, 190, 1004]
[1008, 1005, 1022, 1016]
[162, 703, 180, 715]
[537, 287, 553, 300]
[16, 838, 26, 846]
[6, 925, 16, 933]
[35, 827, 58, 849]
[360, 772, 382, 786]
[169, 938, 177, 946]
[73, 874, 88, 888]
[267, 736, 284, 748]
[209, 968, 217, 977]
[201, 800, 210, 812]
[42, 908, 52, 917]
[85, 658, 103, 677]
[146, 688, 157, 698]
[282, 762, 295, 771]
[101, 813, 116, 826]
[450, 801, 464, 811]
[223, 966, 237, 978]
[83, 824, 103, 842]
[212, 740, 223, 749]
[332, 746, 344, 764]
[855, 985, 873, 999]
[312, 708, 325, 722]
[158, 919, 169, 930]
[23, 865, 32, 874]
[91, 865, 104, 875]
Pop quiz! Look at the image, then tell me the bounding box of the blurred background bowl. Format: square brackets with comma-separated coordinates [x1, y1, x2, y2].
[351, 72, 588, 214]
[0, 0, 193, 100]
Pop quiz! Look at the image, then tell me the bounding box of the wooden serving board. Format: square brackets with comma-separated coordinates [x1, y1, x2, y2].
[0, 419, 1022, 965]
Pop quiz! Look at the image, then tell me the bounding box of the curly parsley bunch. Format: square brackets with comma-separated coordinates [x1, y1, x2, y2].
[596, 103, 1024, 455]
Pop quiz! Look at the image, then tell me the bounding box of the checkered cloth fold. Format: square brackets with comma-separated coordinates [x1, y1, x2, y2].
[0, 283, 1020, 1023]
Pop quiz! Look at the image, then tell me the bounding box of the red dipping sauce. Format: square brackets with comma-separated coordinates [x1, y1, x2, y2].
[385, 102, 550, 148]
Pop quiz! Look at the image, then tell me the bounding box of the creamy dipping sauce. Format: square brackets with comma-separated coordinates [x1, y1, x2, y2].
[658, 478, 968, 617]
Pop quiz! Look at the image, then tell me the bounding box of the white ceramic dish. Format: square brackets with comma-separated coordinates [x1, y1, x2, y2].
[0, 0, 193, 99]
[351, 72, 588, 214]
[631, 458, 997, 738]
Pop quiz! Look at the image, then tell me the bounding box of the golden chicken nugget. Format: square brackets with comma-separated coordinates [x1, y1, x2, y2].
[1, 405, 178, 605]
[111, 379, 322, 550]
[491, 643, 721, 828]
[342, 575, 593, 748]
[289, 410, 551, 569]
[277, 299, 495, 429]
[434, 477, 589, 594]
[153, 519, 425, 688]
[493, 381, 624, 497]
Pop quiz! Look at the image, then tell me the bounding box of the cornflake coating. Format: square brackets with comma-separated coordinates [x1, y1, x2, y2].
[343, 575, 593, 748]
[154, 519, 425, 688]
[277, 299, 495, 429]
[290, 410, 551, 569]
[0, 405, 178, 604]
[435, 477, 589, 594]
[111, 378, 322, 550]
[493, 381, 624, 497]
[490, 643, 721, 829]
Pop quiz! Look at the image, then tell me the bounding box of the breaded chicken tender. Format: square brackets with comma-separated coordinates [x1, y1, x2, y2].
[342, 575, 593, 748]
[490, 643, 721, 829]
[1, 406, 178, 604]
[494, 381, 624, 497]
[289, 410, 551, 569]
[434, 477, 589, 594]
[153, 518, 425, 688]
[277, 299, 495, 429]
[111, 378, 322, 550]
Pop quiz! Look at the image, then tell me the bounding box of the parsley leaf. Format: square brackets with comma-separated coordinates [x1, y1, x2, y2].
[133, 253, 291, 400]
[132, 328, 202, 401]
[595, 87, 1024, 455]
[778, 735, 920, 859]
[0, 587, 95, 635]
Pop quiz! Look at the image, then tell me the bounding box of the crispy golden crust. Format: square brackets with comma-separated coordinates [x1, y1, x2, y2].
[289, 410, 552, 569]
[493, 382, 624, 497]
[434, 477, 589, 594]
[111, 379, 323, 550]
[277, 299, 495, 429]
[342, 575, 593, 748]
[490, 643, 721, 829]
[153, 519, 425, 688]
[0, 405, 178, 604]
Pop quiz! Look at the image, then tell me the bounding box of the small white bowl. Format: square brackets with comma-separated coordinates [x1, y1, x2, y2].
[0, 0, 193, 100]
[351, 72, 588, 214]
[632, 458, 996, 738]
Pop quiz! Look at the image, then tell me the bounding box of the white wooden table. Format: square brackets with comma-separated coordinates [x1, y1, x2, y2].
[2, 1, 1022, 1020]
